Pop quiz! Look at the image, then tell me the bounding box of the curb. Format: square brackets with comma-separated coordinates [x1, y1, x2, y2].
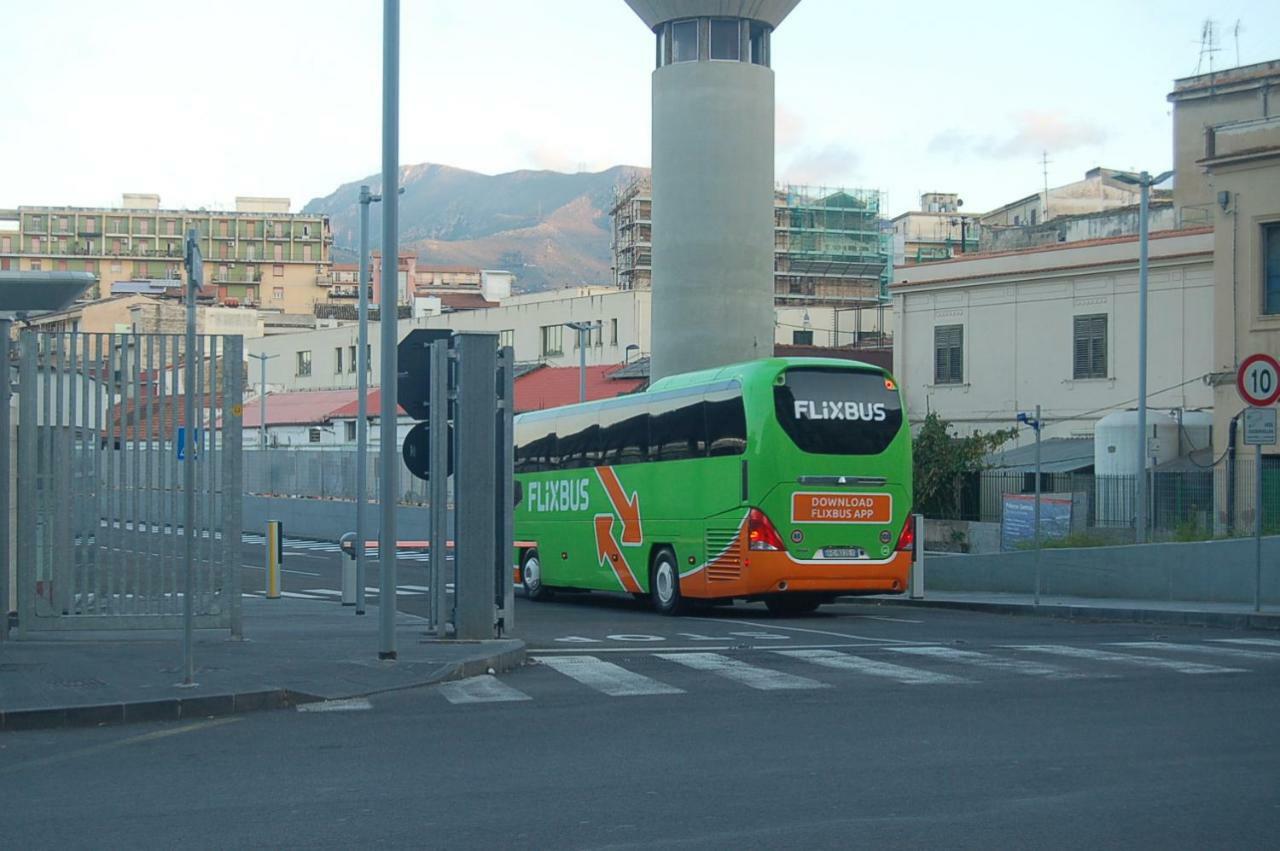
[869, 598, 1280, 631]
[0, 642, 527, 733]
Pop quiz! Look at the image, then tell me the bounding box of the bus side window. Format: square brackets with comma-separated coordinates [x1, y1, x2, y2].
[704, 388, 747, 457]
[650, 395, 705, 462]
[556, 409, 600, 470]
[515, 420, 557, 473]
[600, 407, 648, 467]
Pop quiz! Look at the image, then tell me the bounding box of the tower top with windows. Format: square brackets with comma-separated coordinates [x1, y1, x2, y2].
[626, 0, 801, 67]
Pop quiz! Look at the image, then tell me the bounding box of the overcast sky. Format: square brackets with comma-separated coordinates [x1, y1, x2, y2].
[2, 0, 1277, 217]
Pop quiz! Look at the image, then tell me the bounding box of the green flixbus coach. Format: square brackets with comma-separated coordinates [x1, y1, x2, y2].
[512, 357, 914, 616]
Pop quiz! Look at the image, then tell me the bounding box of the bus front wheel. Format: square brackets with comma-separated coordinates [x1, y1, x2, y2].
[650, 548, 683, 616]
[521, 549, 552, 602]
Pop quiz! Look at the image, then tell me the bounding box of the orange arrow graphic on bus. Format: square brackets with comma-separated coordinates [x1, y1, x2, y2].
[594, 514, 642, 594]
[597, 466, 643, 545]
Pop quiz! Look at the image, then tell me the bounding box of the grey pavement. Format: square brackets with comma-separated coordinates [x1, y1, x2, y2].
[0, 596, 524, 731]
[874, 587, 1280, 630]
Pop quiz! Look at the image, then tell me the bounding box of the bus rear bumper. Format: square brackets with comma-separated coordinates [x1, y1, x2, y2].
[694, 550, 912, 598]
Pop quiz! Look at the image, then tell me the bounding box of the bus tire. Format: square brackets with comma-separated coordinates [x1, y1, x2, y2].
[521, 549, 552, 602]
[765, 593, 822, 616]
[650, 547, 683, 616]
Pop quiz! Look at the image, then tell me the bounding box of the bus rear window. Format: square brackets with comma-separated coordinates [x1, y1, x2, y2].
[773, 368, 903, 455]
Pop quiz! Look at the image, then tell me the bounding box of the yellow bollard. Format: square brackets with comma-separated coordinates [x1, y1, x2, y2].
[266, 520, 282, 599]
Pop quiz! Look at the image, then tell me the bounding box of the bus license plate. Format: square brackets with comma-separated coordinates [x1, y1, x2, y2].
[823, 547, 865, 559]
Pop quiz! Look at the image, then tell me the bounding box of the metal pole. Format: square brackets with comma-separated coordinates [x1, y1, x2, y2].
[1034, 404, 1042, 606]
[183, 228, 198, 685]
[579, 327, 587, 403]
[0, 316, 10, 639]
[378, 0, 400, 660]
[428, 338, 450, 635]
[356, 184, 379, 617]
[1256, 442, 1263, 613]
[1135, 172, 1150, 544]
[259, 355, 267, 450]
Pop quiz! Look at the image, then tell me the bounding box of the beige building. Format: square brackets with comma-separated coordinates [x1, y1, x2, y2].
[891, 193, 981, 265]
[247, 286, 893, 394]
[892, 229, 1216, 445]
[20, 293, 158, 335]
[1168, 59, 1280, 226]
[978, 168, 1149, 230]
[0, 194, 332, 315]
[1201, 115, 1280, 469]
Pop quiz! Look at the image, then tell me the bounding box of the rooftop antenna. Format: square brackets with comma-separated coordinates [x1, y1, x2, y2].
[1195, 19, 1219, 75]
[1232, 19, 1242, 67]
[1041, 150, 1052, 221]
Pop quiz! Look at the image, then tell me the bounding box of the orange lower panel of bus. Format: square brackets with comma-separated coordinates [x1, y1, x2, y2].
[685, 549, 912, 599]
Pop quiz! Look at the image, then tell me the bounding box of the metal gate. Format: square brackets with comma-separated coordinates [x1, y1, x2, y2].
[16, 331, 243, 633]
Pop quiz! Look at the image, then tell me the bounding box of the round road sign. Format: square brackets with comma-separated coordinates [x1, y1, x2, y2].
[1237, 353, 1280, 407]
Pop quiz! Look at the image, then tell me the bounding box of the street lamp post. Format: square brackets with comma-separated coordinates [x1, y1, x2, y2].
[565, 321, 601, 403]
[1113, 169, 1174, 543]
[355, 185, 382, 617]
[378, 0, 400, 659]
[247, 352, 277, 451]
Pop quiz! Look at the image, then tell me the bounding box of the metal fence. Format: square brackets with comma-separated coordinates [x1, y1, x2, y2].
[922, 462, 1280, 540]
[242, 447, 449, 506]
[16, 331, 243, 633]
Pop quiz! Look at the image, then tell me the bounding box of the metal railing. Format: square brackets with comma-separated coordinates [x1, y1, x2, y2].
[242, 447, 448, 506]
[920, 464, 1280, 541]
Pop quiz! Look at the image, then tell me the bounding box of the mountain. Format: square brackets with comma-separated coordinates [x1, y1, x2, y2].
[303, 163, 648, 292]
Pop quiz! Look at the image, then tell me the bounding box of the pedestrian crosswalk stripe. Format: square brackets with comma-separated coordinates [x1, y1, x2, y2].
[656, 652, 828, 691]
[1109, 641, 1280, 661]
[537, 655, 684, 696]
[889, 646, 1097, 680]
[1210, 638, 1280, 648]
[439, 675, 532, 704]
[1006, 644, 1246, 674]
[774, 649, 970, 685]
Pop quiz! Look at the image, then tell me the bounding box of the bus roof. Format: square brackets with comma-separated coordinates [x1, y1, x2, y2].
[514, 356, 889, 424]
[645, 356, 889, 394]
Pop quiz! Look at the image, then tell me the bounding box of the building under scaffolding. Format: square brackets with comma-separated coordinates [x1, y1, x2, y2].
[610, 176, 890, 306]
[609, 177, 651, 291]
[774, 185, 890, 306]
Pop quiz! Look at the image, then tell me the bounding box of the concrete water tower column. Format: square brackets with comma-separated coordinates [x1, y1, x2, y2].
[625, 1, 801, 381]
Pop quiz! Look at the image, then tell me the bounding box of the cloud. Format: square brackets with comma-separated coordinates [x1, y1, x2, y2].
[775, 102, 806, 152]
[780, 144, 861, 186]
[928, 110, 1107, 159]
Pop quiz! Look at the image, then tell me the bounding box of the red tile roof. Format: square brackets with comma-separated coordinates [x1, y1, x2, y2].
[513, 364, 647, 413]
[327, 388, 407, 419]
[238, 389, 359, 426]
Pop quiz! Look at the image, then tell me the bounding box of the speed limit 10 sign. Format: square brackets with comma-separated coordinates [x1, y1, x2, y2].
[1237, 353, 1280, 407]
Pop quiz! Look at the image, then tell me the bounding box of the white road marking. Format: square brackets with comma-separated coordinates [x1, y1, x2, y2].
[241, 564, 322, 576]
[686, 616, 925, 645]
[775, 649, 969, 684]
[278, 591, 323, 599]
[1210, 638, 1280, 648]
[657, 652, 828, 690]
[297, 698, 372, 712]
[1006, 644, 1246, 674]
[538, 655, 684, 696]
[399, 584, 431, 592]
[438, 675, 532, 704]
[889, 646, 1096, 680]
[1109, 641, 1280, 661]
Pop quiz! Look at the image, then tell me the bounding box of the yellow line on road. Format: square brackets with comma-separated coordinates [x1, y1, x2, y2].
[1, 716, 242, 775]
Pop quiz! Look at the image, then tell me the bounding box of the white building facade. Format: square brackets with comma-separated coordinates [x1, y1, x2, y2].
[891, 228, 1216, 445]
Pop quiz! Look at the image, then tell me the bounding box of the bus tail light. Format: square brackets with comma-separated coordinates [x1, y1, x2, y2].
[747, 508, 785, 552]
[895, 514, 915, 553]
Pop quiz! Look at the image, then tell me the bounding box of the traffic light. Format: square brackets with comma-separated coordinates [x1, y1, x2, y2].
[397, 329, 453, 482]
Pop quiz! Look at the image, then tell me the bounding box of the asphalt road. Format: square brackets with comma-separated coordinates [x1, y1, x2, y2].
[4, 538, 1279, 848]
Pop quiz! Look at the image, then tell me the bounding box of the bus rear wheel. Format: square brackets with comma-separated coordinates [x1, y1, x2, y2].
[521, 549, 552, 602]
[765, 593, 822, 616]
[650, 547, 683, 616]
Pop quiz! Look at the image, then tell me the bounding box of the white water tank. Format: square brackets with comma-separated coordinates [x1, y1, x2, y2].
[1094, 410, 1179, 525]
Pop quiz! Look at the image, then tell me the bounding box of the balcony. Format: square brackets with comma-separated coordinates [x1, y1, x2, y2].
[328, 286, 359, 299]
[315, 273, 334, 286]
[213, 269, 262, 284]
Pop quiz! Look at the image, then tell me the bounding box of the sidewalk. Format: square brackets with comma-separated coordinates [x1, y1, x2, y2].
[871, 589, 1280, 631]
[0, 596, 524, 732]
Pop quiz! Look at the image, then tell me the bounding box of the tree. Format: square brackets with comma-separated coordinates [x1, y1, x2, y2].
[913, 412, 1017, 519]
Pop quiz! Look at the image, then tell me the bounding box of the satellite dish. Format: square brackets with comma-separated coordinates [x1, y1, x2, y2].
[956, 198, 964, 208]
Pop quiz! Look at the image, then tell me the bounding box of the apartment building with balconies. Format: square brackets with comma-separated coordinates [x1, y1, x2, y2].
[0, 194, 332, 315]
